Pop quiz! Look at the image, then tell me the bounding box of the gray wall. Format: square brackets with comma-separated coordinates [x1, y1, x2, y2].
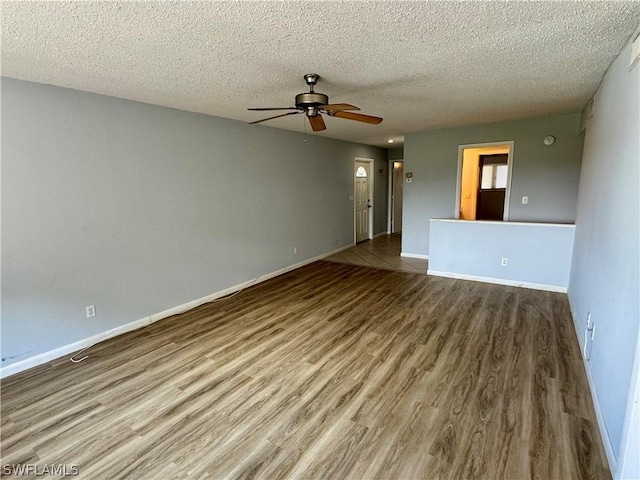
[429, 220, 575, 289]
[1, 78, 386, 367]
[371, 157, 388, 236]
[568, 31, 639, 469]
[388, 147, 404, 161]
[403, 113, 584, 255]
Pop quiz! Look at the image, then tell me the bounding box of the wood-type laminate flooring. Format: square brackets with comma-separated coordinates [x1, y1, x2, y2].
[1, 261, 610, 479]
[324, 233, 427, 274]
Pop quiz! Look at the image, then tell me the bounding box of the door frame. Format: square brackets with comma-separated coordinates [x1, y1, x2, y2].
[354, 157, 374, 243]
[455, 141, 515, 221]
[387, 159, 403, 234]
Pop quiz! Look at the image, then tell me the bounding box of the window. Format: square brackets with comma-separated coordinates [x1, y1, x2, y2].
[481, 165, 494, 189]
[480, 164, 508, 189]
[495, 164, 508, 189]
[355, 166, 368, 177]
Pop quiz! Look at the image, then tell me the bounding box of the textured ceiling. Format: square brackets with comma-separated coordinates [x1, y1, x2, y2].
[2, 1, 640, 147]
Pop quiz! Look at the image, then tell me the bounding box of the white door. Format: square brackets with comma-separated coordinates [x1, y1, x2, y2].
[355, 161, 370, 243]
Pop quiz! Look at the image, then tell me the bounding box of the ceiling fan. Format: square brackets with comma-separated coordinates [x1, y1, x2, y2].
[248, 74, 383, 132]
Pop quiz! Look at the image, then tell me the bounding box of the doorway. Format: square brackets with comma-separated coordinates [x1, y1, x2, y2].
[455, 142, 514, 221]
[388, 160, 404, 233]
[354, 158, 373, 243]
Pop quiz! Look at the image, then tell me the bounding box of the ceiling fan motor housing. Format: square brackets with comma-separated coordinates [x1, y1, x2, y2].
[295, 92, 329, 109]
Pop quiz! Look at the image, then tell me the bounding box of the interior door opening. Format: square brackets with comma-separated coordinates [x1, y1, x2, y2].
[388, 160, 403, 233]
[456, 142, 514, 221]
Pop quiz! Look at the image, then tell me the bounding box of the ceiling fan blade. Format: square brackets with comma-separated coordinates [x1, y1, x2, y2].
[249, 111, 302, 124]
[248, 107, 299, 111]
[308, 115, 326, 132]
[331, 111, 383, 124]
[321, 103, 360, 111]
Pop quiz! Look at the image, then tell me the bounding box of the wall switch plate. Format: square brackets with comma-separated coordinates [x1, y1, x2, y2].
[584, 328, 593, 360]
[501, 258, 508, 266]
[522, 196, 529, 204]
[86, 305, 96, 318]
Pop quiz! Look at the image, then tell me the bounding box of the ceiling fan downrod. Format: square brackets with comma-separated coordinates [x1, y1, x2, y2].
[303, 73, 319, 92]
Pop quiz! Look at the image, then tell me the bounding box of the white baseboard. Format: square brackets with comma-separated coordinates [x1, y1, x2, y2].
[401, 252, 429, 260]
[0, 319, 154, 380]
[373, 232, 388, 239]
[426, 270, 567, 293]
[0, 243, 355, 379]
[567, 294, 616, 476]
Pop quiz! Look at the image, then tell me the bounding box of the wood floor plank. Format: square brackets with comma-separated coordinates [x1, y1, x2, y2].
[0, 261, 610, 479]
[324, 233, 428, 274]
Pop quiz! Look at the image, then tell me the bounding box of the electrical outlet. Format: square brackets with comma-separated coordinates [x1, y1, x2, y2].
[86, 305, 96, 318]
[584, 328, 592, 360]
[501, 258, 508, 266]
[522, 196, 529, 204]
[293, 246, 298, 254]
[584, 314, 595, 360]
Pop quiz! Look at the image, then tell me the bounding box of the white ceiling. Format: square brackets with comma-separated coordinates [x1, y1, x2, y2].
[2, 1, 639, 147]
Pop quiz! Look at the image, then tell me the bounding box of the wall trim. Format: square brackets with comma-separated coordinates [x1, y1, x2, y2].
[430, 218, 576, 228]
[373, 232, 388, 239]
[567, 294, 616, 476]
[0, 243, 355, 379]
[426, 269, 567, 292]
[401, 252, 429, 260]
